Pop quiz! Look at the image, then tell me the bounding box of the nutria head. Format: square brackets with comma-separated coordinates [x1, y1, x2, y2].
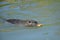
[25, 20, 43, 27]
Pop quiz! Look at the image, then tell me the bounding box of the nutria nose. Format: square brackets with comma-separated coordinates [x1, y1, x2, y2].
[36, 24, 43, 27]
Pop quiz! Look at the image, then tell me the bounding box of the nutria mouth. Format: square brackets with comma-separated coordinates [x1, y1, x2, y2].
[6, 19, 43, 27]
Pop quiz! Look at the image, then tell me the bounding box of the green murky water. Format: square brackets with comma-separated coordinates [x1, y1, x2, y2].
[0, 0, 60, 40]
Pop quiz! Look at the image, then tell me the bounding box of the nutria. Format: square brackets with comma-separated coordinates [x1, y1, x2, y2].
[6, 19, 43, 27]
[0, 16, 43, 27]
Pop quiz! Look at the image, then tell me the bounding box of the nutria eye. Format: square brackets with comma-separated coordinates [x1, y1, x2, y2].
[34, 21, 38, 24]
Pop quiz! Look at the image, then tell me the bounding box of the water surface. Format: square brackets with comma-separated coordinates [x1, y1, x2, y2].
[0, 0, 60, 40]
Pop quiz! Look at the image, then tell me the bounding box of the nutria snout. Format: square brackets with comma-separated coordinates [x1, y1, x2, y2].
[6, 19, 43, 27]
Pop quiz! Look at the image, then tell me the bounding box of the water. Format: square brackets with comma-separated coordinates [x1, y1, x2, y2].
[0, 0, 60, 40]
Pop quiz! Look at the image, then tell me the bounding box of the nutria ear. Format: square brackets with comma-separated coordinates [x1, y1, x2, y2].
[26, 20, 32, 23]
[26, 21, 32, 25]
[28, 21, 31, 23]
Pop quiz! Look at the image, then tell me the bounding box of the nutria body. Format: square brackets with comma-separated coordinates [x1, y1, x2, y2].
[6, 19, 27, 24]
[6, 19, 43, 27]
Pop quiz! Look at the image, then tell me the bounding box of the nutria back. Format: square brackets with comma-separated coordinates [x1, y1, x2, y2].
[6, 19, 26, 24]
